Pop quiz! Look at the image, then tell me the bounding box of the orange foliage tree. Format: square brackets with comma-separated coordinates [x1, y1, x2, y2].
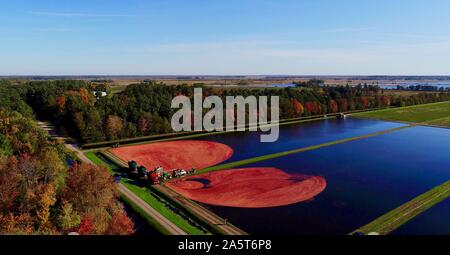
[291, 99, 304, 115]
[105, 212, 135, 235]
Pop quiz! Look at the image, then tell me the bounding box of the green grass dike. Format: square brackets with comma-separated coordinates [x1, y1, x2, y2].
[351, 180, 450, 235]
[353, 101, 450, 127]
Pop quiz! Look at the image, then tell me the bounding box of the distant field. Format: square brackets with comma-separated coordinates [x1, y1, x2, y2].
[353, 101, 450, 127]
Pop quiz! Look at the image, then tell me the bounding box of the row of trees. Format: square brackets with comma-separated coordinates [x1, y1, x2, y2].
[1, 80, 450, 144]
[0, 109, 134, 235]
[395, 85, 450, 92]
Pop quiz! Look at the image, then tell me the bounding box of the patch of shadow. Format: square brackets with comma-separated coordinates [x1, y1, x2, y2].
[187, 178, 211, 189]
[287, 175, 310, 183]
[125, 179, 141, 186]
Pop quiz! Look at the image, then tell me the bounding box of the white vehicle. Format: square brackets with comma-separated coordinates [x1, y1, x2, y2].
[173, 169, 187, 177]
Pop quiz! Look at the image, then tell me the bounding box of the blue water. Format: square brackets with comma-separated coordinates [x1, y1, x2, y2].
[379, 82, 450, 90]
[270, 83, 297, 88]
[198, 125, 450, 235]
[193, 118, 405, 164]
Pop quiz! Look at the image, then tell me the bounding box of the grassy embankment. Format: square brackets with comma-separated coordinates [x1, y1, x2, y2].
[351, 180, 450, 235]
[353, 101, 450, 127]
[85, 152, 209, 235]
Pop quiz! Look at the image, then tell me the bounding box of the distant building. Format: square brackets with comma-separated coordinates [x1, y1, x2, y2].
[92, 91, 107, 98]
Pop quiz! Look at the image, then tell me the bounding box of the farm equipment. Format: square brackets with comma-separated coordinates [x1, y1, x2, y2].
[148, 171, 160, 184]
[128, 161, 138, 174]
[137, 166, 148, 180]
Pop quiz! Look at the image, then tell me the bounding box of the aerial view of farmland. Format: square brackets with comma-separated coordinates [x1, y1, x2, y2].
[0, 0, 449, 254]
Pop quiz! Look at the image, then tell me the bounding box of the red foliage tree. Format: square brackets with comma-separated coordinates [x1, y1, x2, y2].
[315, 102, 322, 114]
[304, 102, 316, 115]
[79, 88, 92, 105]
[328, 100, 339, 113]
[380, 95, 391, 107]
[105, 212, 135, 235]
[55, 96, 67, 113]
[360, 97, 370, 108]
[0, 157, 20, 212]
[291, 99, 304, 115]
[77, 215, 94, 235]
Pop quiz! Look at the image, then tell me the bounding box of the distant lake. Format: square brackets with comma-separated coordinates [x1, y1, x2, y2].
[270, 83, 297, 88]
[378, 82, 450, 90]
[246, 83, 297, 88]
[270, 82, 450, 89]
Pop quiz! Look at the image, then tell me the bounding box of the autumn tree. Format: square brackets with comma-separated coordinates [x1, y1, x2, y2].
[57, 201, 81, 232]
[360, 96, 370, 108]
[55, 96, 67, 113]
[291, 99, 304, 115]
[105, 211, 135, 235]
[77, 215, 94, 235]
[328, 99, 339, 113]
[137, 113, 152, 134]
[63, 163, 117, 213]
[105, 115, 124, 140]
[0, 213, 34, 235]
[0, 156, 20, 213]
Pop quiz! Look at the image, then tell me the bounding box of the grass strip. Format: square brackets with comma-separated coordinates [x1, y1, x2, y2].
[150, 186, 229, 235]
[351, 180, 450, 235]
[119, 194, 170, 235]
[353, 101, 450, 125]
[123, 182, 208, 235]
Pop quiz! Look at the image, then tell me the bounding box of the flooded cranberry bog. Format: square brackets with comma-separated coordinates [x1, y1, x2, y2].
[192, 118, 405, 164]
[108, 118, 450, 235]
[191, 126, 450, 234]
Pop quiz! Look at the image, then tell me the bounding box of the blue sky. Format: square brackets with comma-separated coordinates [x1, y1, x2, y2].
[1, 0, 450, 75]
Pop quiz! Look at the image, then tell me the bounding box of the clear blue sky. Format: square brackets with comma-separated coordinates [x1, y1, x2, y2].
[1, 0, 450, 75]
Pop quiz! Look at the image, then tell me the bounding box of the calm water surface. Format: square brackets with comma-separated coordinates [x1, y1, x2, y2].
[197, 125, 450, 234]
[195, 118, 405, 164]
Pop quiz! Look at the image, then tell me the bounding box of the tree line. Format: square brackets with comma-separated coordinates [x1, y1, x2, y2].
[1, 80, 450, 144]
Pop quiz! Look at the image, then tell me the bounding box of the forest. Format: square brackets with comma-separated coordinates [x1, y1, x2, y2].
[0, 108, 134, 235]
[1, 79, 450, 144]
